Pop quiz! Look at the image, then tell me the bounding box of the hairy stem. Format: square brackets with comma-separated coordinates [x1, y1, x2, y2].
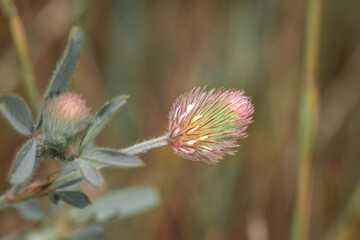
[119, 135, 169, 155]
[51, 135, 169, 188]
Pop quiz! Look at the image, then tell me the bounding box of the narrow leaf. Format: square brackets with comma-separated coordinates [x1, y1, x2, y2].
[80, 95, 128, 150]
[76, 159, 101, 187]
[15, 199, 45, 222]
[81, 148, 143, 168]
[58, 191, 91, 208]
[37, 27, 83, 128]
[0, 94, 34, 135]
[9, 138, 37, 184]
[45, 27, 83, 98]
[56, 177, 83, 190]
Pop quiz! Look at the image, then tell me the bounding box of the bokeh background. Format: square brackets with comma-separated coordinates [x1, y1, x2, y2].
[1, 0, 360, 239]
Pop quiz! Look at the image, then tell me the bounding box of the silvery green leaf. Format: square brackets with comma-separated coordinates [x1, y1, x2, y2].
[83, 141, 96, 152]
[54, 161, 83, 189]
[81, 148, 143, 169]
[59, 161, 79, 177]
[15, 199, 45, 222]
[0, 94, 34, 135]
[37, 27, 83, 128]
[80, 95, 128, 150]
[45, 27, 83, 99]
[56, 177, 82, 190]
[58, 191, 91, 208]
[75, 159, 101, 187]
[9, 138, 37, 184]
[68, 187, 159, 223]
[71, 224, 105, 240]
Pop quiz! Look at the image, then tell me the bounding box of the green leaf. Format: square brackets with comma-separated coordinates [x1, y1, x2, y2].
[59, 161, 79, 177]
[9, 138, 37, 184]
[37, 27, 83, 128]
[55, 161, 83, 189]
[75, 159, 101, 187]
[58, 191, 91, 208]
[0, 94, 34, 135]
[15, 199, 45, 222]
[49, 193, 61, 204]
[80, 95, 128, 150]
[56, 177, 82, 190]
[95, 187, 159, 221]
[45, 27, 83, 98]
[71, 224, 105, 240]
[68, 187, 159, 223]
[81, 148, 143, 169]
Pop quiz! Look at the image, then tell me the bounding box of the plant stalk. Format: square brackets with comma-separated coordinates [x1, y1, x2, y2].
[119, 135, 169, 155]
[290, 0, 321, 239]
[0, 0, 40, 113]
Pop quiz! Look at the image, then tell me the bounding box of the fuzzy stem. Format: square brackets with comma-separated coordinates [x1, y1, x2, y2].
[290, 0, 321, 240]
[119, 135, 169, 155]
[0, 187, 47, 208]
[0, 0, 40, 113]
[52, 135, 169, 188]
[50, 135, 169, 187]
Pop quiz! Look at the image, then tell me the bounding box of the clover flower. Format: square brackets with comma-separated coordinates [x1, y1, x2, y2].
[167, 87, 254, 164]
[43, 92, 90, 138]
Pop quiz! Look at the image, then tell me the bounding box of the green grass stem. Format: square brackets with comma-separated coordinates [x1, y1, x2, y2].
[290, 0, 322, 239]
[1, 0, 40, 113]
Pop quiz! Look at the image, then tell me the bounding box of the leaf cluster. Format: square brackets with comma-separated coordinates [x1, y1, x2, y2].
[0, 26, 159, 235]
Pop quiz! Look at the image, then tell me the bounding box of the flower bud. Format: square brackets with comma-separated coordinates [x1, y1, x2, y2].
[43, 92, 90, 138]
[168, 87, 254, 164]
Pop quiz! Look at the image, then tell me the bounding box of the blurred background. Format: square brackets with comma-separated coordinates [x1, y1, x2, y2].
[0, 0, 360, 239]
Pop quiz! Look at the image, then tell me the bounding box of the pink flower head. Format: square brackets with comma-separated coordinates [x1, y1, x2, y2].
[44, 92, 90, 137]
[54, 92, 89, 121]
[168, 87, 254, 164]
